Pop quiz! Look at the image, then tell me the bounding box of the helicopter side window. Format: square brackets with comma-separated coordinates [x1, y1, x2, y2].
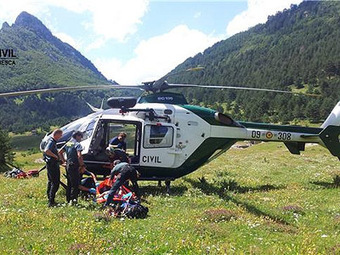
[144, 125, 174, 148]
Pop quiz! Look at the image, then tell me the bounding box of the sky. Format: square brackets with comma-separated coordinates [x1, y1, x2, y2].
[0, 0, 303, 84]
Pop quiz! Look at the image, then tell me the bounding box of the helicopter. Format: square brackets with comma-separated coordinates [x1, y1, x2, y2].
[1, 78, 340, 192]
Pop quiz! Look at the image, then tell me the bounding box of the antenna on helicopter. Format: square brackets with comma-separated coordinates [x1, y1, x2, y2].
[86, 101, 103, 112]
[100, 99, 104, 109]
[85, 98, 105, 112]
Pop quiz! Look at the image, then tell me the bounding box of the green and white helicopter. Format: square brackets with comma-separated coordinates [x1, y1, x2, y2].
[1, 79, 340, 191]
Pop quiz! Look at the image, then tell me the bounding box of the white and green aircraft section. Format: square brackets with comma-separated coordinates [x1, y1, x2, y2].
[47, 92, 340, 181]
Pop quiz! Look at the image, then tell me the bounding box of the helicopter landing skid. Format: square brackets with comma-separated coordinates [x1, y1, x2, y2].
[157, 180, 171, 194]
[165, 180, 171, 195]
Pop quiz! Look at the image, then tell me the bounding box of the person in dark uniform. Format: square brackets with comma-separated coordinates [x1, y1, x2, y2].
[104, 160, 141, 207]
[44, 129, 63, 207]
[109, 132, 127, 151]
[60, 131, 84, 204]
[106, 146, 130, 164]
[79, 166, 97, 195]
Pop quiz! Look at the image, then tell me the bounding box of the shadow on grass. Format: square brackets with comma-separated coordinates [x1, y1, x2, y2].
[214, 178, 285, 194]
[310, 181, 339, 189]
[140, 184, 188, 197]
[185, 177, 290, 225]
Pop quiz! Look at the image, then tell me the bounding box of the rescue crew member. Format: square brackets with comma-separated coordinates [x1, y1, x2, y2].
[106, 146, 130, 164]
[104, 160, 141, 207]
[109, 132, 127, 151]
[79, 166, 97, 195]
[44, 129, 63, 207]
[60, 131, 84, 204]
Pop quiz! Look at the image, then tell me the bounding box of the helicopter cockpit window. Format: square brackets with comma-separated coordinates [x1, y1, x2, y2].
[82, 119, 97, 140]
[144, 125, 174, 148]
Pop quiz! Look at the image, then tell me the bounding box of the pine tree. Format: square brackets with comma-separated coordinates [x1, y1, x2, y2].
[0, 128, 14, 172]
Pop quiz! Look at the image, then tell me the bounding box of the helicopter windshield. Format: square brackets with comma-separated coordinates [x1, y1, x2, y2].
[82, 118, 97, 141]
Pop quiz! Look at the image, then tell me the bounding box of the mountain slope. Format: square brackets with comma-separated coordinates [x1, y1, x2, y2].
[0, 12, 130, 132]
[0, 11, 110, 92]
[168, 1, 340, 123]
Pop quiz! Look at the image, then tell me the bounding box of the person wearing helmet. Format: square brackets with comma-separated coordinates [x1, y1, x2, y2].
[104, 160, 141, 207]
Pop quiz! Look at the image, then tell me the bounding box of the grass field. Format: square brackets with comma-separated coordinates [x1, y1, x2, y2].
[1, 137, 340, 254]
[10, 132, 45, 151]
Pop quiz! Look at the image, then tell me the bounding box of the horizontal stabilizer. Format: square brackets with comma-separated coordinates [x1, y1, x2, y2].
[284, 142, 306, 155]
[319, 125, 340, 157]
[300, 134, 319, 138]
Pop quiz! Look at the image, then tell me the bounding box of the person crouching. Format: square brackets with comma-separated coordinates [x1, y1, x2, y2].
[104, 160, 141, 207]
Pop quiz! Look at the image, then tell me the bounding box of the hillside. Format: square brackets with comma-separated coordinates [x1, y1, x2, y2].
[168, 1, 340, 123]
[0, 11, 109, 91]
[0, 12, 126, 132]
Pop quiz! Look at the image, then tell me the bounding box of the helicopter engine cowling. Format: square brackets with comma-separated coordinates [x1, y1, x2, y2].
[107, 97, 137, 109]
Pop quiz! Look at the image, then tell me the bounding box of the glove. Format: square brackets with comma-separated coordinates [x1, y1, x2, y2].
[89, 188, 96, 194]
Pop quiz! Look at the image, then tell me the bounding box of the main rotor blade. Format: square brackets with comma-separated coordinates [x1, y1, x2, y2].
[0, 85, 143, 98]
[167, 83, 320, 97]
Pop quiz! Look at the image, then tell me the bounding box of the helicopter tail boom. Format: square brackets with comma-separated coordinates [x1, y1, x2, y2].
[234, 101, 340, 157]
[212, 120, 340, 158]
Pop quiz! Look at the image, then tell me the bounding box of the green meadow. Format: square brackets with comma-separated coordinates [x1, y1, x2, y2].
[0, 135, 339, 254]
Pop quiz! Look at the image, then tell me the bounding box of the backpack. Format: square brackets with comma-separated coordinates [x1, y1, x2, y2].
[121, 201, 149, 219]
[4, 168, 27, 178]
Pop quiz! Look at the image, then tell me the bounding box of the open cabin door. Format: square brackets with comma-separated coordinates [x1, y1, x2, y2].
[140, 123, 177, 168]
[87, 119, 142, 163]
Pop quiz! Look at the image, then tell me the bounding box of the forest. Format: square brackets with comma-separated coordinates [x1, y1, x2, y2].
[167, 1, 340, 124]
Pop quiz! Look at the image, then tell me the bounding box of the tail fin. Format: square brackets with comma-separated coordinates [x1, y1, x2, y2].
[319, 125, 340, 157]
[319, 101, 340, 158]
[321, 101, 340, 128]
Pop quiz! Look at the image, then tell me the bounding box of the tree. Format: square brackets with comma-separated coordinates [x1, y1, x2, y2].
[0, 128, 14, 172]
[324, 62, 338, 79]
